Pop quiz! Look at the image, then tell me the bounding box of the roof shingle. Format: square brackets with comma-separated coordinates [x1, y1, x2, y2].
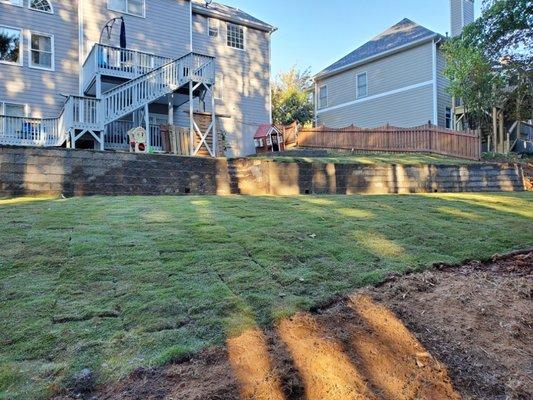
[317, 18, 439, 77]
[192, 0, 274, 32]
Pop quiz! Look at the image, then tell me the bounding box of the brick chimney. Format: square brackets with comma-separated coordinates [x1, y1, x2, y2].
[450, 0, 475, 37]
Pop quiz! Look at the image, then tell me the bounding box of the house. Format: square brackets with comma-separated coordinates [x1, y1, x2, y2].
[253, 123, 284, 153]
[313, 0, 475, 130]
[0, 0, 275, 157]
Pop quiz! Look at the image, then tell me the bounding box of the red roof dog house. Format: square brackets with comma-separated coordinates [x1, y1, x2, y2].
[254, 124, 285, 153]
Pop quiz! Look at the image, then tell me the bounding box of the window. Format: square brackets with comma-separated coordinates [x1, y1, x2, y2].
[446, 107, 452, 129]
[29, 0, 52, 13]
[208, 18, 219, 38]
[107, 0, 145, 17]
[0, 26, 22, 65]
[29, 32, 54, 70]
[0, 0, 23, 6]
[319, 85, 328, 109]
[356, 72, 368, 99]
[1, 102, 26, 117]
[227, 23, 244, 50]
[215, 73, 224, 100]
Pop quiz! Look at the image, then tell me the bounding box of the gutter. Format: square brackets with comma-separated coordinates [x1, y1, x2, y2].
[314, 34, 441, 81]
[191, 3, 277, 33]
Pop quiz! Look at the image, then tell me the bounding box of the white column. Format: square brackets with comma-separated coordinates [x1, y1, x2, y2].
[144, 103, 150, 149]
[189, 81, 194, 155]
[95, 74, 102, 99]
[167, 94, 174, 126]
[211, 83, 217, 157]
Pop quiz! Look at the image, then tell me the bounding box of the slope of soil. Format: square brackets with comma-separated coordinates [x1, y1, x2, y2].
[59, 251, 532, 400]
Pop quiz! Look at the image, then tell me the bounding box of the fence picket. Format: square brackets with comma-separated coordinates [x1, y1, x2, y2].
[297, 124, 481, 160]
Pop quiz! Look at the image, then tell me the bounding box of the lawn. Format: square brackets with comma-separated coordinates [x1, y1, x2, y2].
[255, 151, 532, 165]
[1, 193, 532, 399]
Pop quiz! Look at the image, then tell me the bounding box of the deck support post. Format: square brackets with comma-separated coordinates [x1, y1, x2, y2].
[189, 80, 194, 155]
[167, 94, 174, 126]
[211, 81, 217, 157]
[144, 103, 150, 150]
[70, 130, 76, 149]
[95, 74, 102, 99]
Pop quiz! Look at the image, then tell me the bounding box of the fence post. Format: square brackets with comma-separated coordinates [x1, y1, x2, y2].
[477, 129, 482, 160]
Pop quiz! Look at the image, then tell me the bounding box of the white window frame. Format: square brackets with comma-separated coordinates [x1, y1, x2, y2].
[226, 22, 245, 51]
[28, 31, 54, 71]
[356, 72, 368, 99]
[107, 0, 145, 18]
[318, 84, 328, 109]
[28, 0, 53, 14]
[0, 0, 23, 7]
[208, 18, 219, 38]
[0, 101, 28, 116]
[0, 25, 23, 66]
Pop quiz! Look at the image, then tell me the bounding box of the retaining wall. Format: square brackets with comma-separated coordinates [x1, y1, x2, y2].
[0, 146, 526, 197]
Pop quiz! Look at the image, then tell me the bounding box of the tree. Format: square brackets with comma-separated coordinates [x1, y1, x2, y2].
[272, 66, 314, 126]
[443, 0, 533, 139]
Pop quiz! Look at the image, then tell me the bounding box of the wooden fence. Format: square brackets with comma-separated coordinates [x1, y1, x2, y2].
[281, 121, 299, 147]
[297, 124, 482, 160]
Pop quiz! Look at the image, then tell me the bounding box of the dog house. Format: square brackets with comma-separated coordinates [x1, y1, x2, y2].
[254, 124, 285, 153]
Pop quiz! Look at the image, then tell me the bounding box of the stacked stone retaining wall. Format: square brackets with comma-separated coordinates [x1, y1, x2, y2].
[0, 146, 526, 197]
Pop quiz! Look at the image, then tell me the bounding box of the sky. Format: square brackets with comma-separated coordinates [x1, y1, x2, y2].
[217, 0, 482, 77]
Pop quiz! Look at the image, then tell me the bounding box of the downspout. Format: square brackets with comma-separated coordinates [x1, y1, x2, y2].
[314, 80, 318, 127]
[78, 0, 84, 95]
[189, 0, 193, 52]
[432, 37, 442, 126]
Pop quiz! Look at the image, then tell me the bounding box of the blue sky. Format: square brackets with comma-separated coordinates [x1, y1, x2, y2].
[218, 0, 482, 76]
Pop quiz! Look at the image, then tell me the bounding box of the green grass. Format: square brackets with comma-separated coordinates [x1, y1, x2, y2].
[255, 151, 532, 165]
[1, 193, 532, 399]
[256, 152, 481, 165]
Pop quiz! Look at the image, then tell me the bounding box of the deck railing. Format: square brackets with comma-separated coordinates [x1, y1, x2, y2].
[82, 44, 173, 92]
[102, 52, 215, 124]
[0, 96, 101, 147]
[104, 120, 163, 152]
[297, 124, 482, 160]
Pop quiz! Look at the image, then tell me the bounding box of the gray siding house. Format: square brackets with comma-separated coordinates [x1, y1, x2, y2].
[0, 0, 275, 157]
[314, 0, 474, 129]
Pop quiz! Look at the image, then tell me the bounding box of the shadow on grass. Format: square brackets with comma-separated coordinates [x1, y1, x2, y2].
[0, 193, 531, 398]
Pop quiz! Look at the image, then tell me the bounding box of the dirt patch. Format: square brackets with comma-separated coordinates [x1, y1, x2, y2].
[58, 252, 532, 400]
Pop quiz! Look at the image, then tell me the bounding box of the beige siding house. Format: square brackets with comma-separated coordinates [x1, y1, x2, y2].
[314, 0, 474, 130]
[0, 0, 275, 156]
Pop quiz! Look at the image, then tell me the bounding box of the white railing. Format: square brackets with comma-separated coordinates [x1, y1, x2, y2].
[102, 52, 215, 124]
[82, 44, 173, 92]
[105, 120, 132, 150]
[104, 120, 163, 152]
[0, 96, 101, 147]
[2, 50, 214, 148]
[0, 115, 62, 146]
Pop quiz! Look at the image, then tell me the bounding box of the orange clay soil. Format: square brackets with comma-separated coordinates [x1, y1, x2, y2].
[58, 251, 532, 400]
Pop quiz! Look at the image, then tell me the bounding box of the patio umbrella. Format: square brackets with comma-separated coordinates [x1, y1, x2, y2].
[119, 18, 127, 49]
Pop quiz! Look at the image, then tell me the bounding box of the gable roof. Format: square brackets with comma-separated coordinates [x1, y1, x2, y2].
[316, 18, 440, 79]
[192, 1, 276, 33]
[254, 124, 281, 139]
